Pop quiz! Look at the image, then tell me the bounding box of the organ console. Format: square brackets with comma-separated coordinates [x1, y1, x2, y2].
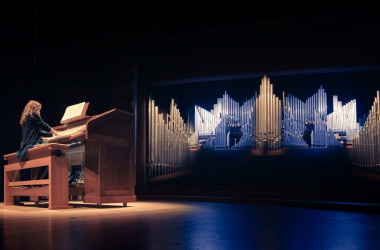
[47, 105, 136, 206]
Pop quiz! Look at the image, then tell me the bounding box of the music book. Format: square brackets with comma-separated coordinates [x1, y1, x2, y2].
[60, 102, 90, 124]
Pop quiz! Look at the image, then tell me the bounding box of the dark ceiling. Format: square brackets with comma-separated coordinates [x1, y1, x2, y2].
[2, 1, 380, 72]
[2, 0, 380, 110]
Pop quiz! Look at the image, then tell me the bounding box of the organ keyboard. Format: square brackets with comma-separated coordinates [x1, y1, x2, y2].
[45, 123, 87, 143]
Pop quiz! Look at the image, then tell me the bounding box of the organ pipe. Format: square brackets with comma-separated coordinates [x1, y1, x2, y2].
[253, 75, 282, 152]
[353, 91, 380, 175]
[147, 97, 191, 180]
[327, 96, 360, 145]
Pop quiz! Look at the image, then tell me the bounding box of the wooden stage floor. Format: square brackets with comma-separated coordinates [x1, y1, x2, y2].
[2, 199, 380, 250]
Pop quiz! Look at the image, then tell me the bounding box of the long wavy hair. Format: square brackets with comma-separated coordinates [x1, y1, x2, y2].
[20, 100, 42, 125]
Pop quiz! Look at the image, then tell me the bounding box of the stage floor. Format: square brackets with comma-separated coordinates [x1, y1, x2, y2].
[2, 200, 380, 250]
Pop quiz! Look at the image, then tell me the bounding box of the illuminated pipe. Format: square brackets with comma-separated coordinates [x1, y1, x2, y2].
[147, 97, 191, 178]
[354, 91, 380, 172]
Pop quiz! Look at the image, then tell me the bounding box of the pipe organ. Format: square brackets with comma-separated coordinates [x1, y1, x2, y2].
[282, 92, 309, 147]
[148, 97, 191, 181]
[326, 96, 360, 145]
[194, 92, 255, 150]
[253, 75, 282, 153]
[353, 91, 380, 176]
[189, 76, 359, 152]
[233, 97, 255, 149]
[212, 92, 241, 149]
[304, 86, 328, 147]
[194, 105, 221, 135]
[282, 86, 342, 148]
[148, 75, 379, 170]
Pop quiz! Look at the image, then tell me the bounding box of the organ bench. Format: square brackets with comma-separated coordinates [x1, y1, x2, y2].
[3, 143, 72, 210]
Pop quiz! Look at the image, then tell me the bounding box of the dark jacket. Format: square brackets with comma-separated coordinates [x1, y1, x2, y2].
[21, 112, 53, 146]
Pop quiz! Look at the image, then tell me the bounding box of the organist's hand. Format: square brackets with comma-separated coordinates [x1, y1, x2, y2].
[51, 129, 61, 137]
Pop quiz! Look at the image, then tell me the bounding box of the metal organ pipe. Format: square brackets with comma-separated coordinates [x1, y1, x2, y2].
[147, 98, 191, 180]
[327, 95, 359, 146]
[282, 92, 308, 147]
[353, 91, 380, 175]
[303, 86, 327, 148]
[234, 97, 255, 149]
[253, 76, 281, 152]
[281, 86, 347, 148]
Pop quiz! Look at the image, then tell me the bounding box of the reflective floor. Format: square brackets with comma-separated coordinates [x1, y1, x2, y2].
[1, 200, 380, 250]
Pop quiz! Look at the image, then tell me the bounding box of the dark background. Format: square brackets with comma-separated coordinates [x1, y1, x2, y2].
[1, 0, 380, 167]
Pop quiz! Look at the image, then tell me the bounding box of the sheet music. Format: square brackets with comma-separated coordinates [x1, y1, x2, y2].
[60, 102, 89, 124]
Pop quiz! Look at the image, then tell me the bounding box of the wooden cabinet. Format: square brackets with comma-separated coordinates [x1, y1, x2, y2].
[65, 109, 136, 207]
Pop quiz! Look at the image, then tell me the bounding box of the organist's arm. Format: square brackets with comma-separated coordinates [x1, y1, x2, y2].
[41, 128, 62, 142]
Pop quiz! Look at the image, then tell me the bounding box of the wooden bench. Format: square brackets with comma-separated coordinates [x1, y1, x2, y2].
[3, 143, 72, 209]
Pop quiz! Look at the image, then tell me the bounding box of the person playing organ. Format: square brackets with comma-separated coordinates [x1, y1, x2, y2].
[17, 100, 61, 161]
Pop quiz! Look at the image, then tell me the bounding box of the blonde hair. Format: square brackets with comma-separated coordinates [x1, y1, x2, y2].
[20, 100, 42, 125]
